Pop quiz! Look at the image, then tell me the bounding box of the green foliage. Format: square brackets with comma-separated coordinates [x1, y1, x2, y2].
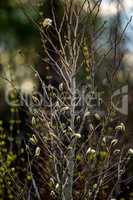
[0, 67, 30, 199]
[0, 1, 39, 45]
[0, 122, 16, 200]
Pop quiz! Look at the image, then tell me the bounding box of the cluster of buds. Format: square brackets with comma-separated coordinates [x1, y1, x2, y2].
[29, 134, 38, 145]
[42, 18, 52, 28]
[86, 147, 96, 155]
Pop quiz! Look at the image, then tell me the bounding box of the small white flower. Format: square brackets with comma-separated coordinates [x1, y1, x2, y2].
[42, 18, 52, 28]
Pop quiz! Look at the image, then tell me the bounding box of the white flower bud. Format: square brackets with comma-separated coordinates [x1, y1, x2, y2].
[42, 18, 52, 28]
[50, 177, 55, 185]
[111, 139, 118, 146]
[59, 83, 63, 91]
[68, 126, 73, 132]
[76, 115, 80, 121]
[32, 116, 36, 126]
[55, 101, 60, 107]
[113, 149, 120, 154]
[35, 73, 38, 77]
[94, 113, 101, 120]
[29, 134, 37, 144]
[61, 106, 69, 112]
[86, 147, 96, 155]
[55, 183, 59, 190]
[35, 147, 41, 157]
[128, 148, 133, 155]
[102, 137, 106, 144]
[72, 133, 81, 139]
[50, 190, 56, 198]
[49, 132, 57, 139]
[115, 123, 126, 132]
[84, 111, 91, 118]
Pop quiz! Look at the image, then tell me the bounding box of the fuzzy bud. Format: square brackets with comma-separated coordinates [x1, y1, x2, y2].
[128, 148, 133, 155]
[72, 133, 81, 139]
[59, 83, 63, 91]
[111, 139, 118, 146]
[42, 18, 52, 28]
[35, 146, 41, 157]
[29, 134, 37, 145]
[94, 113, 101, 121]
[115, 123, 126, 132]
[32, 116, 36, 126]
[84, 111, 91, 118]
[86, 147, 96, 155]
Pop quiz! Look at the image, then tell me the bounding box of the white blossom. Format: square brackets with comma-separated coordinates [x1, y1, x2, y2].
[42, 18, 52, 28]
